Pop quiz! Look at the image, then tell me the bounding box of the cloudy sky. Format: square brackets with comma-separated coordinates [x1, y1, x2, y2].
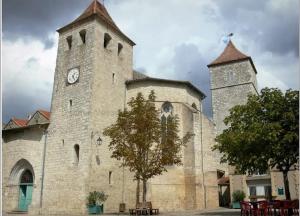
[2, 0, 299, 123]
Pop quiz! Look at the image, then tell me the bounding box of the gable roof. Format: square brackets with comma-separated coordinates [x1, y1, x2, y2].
[57, 0, 135, 46]
[12, 118, 28, 127]
[38, 110, 51, 120]
[3, 110, 51, 131]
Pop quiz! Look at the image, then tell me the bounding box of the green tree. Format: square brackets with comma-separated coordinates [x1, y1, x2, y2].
[213, 88, 299, 200]
[103, 91, 192, 203]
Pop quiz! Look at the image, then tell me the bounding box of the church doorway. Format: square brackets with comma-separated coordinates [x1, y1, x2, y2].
[8, 159, 35, 212]
[18, 170, 33, 211]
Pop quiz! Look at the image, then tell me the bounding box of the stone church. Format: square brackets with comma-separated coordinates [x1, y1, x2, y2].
[2, 0, 298, 215]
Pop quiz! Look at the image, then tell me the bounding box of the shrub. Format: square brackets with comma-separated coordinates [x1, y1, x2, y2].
[87, 191, 108, 206]
[232, 190, 246, 202]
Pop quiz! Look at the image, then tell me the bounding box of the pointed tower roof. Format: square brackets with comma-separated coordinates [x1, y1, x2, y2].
[57, 0, 135, 46]
[208, 40, 249, 65]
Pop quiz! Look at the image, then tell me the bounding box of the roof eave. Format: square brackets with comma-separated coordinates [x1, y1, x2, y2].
[2, 123, 49, 132]
[57, 14, 136, 46]
[207, 57, 257, 74]
[126, 78, 206, 100]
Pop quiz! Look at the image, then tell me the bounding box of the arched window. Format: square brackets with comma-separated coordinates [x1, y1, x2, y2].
[74, 144, 80, 166]
[161, 102, 173, 115]
[161, 102, 174, 164]
[20, 170, 33, 184]
[104, 33, 112, 48]
[118, 43, 123, 55]
[79, 30, 86, 44]
[66, 36, 72, 49]
[192, 103, 197, 110]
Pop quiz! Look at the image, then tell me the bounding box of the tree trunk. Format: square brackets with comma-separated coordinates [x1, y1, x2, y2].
[283, 171, 291, 200]
[136, 179, 140, 205]
[142, 179, 147, 202]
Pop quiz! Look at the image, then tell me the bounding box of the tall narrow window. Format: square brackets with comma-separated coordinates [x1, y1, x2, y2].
[66, 36, 72, 49]
[79, 30, 86, 44]
[69, 100, 73, 111]
[109, 171, 112, 184]
[118, 43, 123, 55]
[104, 33, 112, 48]
[74, 144, 80, 166]
[161, 102, 174, 164]
[112, 73, 115, 84]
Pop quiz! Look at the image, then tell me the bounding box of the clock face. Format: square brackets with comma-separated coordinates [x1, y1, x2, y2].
[67, 68, 79, 84]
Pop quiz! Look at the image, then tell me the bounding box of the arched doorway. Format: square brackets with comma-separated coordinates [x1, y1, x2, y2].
[8, 159, 35, 212]
[18, 170, 33, 211]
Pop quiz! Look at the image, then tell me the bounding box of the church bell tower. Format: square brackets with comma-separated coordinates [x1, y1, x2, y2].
[41, 0, 135, 214]
[208, 40, 258, 135]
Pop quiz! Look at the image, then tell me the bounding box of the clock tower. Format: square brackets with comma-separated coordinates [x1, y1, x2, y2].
[40, 1, 135, 214]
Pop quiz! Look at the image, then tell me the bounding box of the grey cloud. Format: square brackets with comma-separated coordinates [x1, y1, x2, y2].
[2, 88, 51, 123]
[214, 0, 299, 56]
[3, 0, 91, 48]
[172, 43, 212, 118]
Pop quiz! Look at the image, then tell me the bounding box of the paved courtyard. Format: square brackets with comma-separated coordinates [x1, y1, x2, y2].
[3, 208, 240, 216]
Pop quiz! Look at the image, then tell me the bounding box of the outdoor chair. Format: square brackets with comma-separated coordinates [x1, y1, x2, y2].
[240, 201, 252, 216]
[145, 201, 159, 215]
[129, 202, 159, 215]
[291, 199, 299, 215]
[257, 200, 269, 216]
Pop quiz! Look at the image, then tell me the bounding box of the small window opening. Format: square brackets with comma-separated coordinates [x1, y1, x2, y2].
[79, 30, 86, 44]
[109, 171, 112, 184]
[74, 144, 80, 165]
[96, 155, 100, 165]
[192, 103, 197, 110]
[69, 100, 73, 110]
[112, 73, 115, 84]
[66, 36, 72, 49]
[104, 33, 112, 48]
[62, 139, 64, 146]
[118, 43, 123, 55]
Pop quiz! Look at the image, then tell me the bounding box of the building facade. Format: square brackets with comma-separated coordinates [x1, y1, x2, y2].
[2, 0, 298, 215]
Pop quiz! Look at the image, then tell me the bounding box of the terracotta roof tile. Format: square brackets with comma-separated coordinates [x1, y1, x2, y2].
[12, 118, 28, 127]
[38, 110, 51, 120]
[57, 0, 135, 46]
[208, 40, 250, 67]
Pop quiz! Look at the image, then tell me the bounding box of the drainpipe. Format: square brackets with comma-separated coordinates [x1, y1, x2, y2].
[40, 129, 48, 211]
[199, 108, 207, 208]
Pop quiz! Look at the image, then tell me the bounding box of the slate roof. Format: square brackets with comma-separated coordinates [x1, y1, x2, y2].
[57, 0, 135, 46]
[126, 77, 206, 100]
[132, 70, 148, 80]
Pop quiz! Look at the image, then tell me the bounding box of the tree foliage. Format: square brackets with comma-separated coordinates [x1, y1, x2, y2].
[103, 91, 192, 202]
[213, 88, 299, 199]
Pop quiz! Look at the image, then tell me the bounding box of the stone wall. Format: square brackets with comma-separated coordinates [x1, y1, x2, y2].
[2, 126, 46, 213]
[40, 20, 97, 215]
[209, 60, 258, 135]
